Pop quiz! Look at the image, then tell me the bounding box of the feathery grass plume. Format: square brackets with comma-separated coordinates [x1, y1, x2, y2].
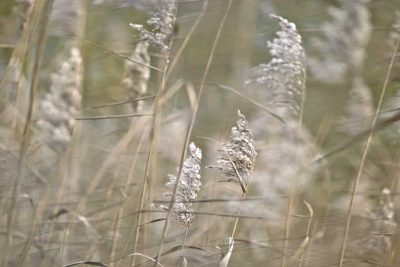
[244, 14, 306, 120]
[308, 0, 371, 83]
[339, 77, 374, 136]
[208, 110, 257, 189]
[37, 47, 82, 148]
[122, 41, 150, 112]
[156, 142, 202, 226]
[352, 188, 397, 262]
[129, 0, 177, 52]
[13, 0, 35, 32]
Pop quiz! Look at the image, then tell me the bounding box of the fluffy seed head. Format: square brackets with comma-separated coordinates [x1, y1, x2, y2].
[208, 110, 257, 188]
[157, 142, 202, 226]
[122, 41, 151, 112]
[308, 0, 371, 83]
[245, 14, 306, 120]
[130, 0, 177, 52]
[37, 47, 82, 148]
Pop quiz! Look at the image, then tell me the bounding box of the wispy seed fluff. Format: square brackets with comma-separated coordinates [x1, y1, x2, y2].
[308, 0, 371, 83]
[122, 41, 150, 112]
[130, 0, 177, 52]
[245, 14, 306, 119]
[37, 48, 82, 148]
[208, 110, 257, 188]
[158, 142, 202, 226]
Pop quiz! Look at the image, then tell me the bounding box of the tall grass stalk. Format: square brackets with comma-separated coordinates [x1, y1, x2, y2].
[338, 37, 400, 267]
[2, 1, 54, 266]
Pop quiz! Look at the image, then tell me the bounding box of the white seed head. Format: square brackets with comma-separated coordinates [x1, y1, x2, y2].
[157, 142, 202, 226]
[130, 0, 176, 52]
[208, 111, 257, 187]
[123, 41, 151, 112]
[38, 47, 82, 149]
[245, 14, 306, 120]
[308, 0, 371, 83]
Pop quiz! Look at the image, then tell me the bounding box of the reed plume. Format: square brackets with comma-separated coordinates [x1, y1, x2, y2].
[308, 0, 371, 83]
[130, 0, 177, 52]
[245, 14, 306, 120]
[208, 110, 257, 189]
[156, 142, 202, 226]
[122, 41, 150, 112]
[37, 47, 82, 148]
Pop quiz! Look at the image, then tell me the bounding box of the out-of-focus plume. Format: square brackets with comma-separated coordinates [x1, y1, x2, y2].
[49, 0, 86, 41]
[308, 0, 371, 83]
[37, 48, 83, 149]
[122, 41, 150, 113]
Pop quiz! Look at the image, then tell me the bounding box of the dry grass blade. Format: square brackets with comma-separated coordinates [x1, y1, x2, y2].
[83, 39, 162, 71]
[75, 113, 154, 120]
[299, 201, 313, 267]
[219, 237, 234, 267]
[181, 257, 188, 267]
[215, 84, 285, 122]
[81, 96, 156, 110]
[284, 236, 309, 267]
[3, 1, 54, 266]
[117, 218, 166, 230]
[313, 109, 400, 164]
[64, 261, 108, 267]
